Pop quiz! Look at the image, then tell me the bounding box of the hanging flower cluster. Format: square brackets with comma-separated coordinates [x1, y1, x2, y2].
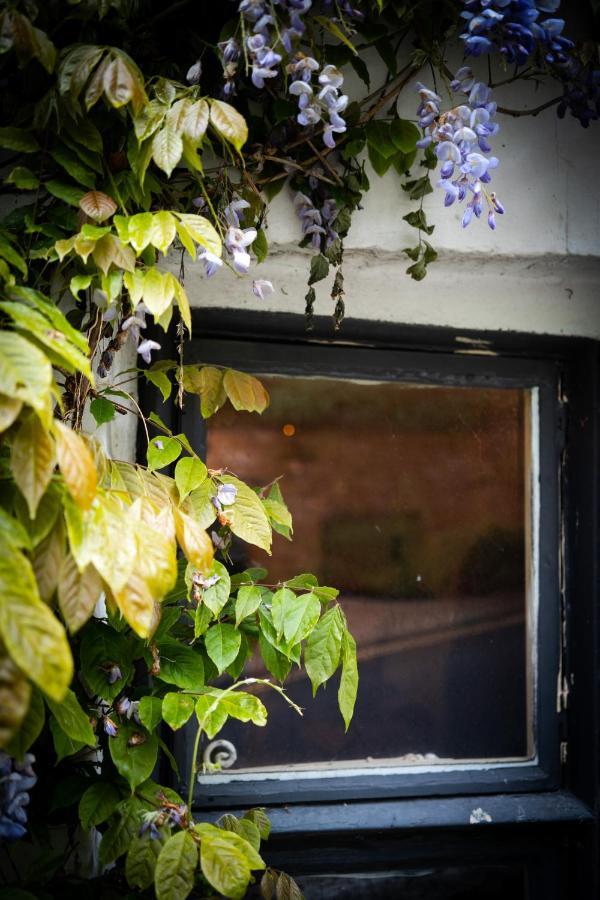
[239, 0, 312, 53]
[460, 0, 573, 66]
[0, 753, 37, 842]
[289, 62, 348, 148]
[416, 69, 504, 229]
[217, 37, 241, 98]
[294, 191, 339, 249]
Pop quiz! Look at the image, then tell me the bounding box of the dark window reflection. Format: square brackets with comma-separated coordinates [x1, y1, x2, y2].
[206, 377, 531, 768]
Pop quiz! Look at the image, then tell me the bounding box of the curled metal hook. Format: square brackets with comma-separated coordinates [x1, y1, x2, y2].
[202, 739, 237, 770]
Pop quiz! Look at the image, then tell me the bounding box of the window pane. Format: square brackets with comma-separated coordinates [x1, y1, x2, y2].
[205, 376, 533, 771]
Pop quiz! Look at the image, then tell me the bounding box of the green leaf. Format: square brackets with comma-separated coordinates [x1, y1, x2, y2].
[45, 179, 85, 207]
[183, 479, 217, 530]
[223, 369, 269, 413]
[90, 396, 115, 425]
[252, 228, 268, 263]
[144, 368, 172, 402]
[209, 99, 248, 152]
[196, 822, 264, 899]
[147, 435, 182, 471]
[0, 507, 30, 551]
[152, 127, 183, 177]
[220, 476, 272, 554]
[50, 146, 96, 188]
[270, 588, 298, 641]
[175, 456, 207, 502]
[390, 118, 420, 154]
[308, 253, 329, 285]
[235, 584, 263, 627]
[155, 830, 198, 900]
[304, 606, 344, 696]
[69, 274, 93, 298]
[367, 143, 394, 177]
[194, 602, 215, 638]
[109, 722, 159, 791]
[205, 623, 242, 674]
[80, 620, 133, 701]
[314, 16, 357, 53]
[49, 717, 86, 762]
[138, 695, 163, 732]
[243, 807, 271, 840]
[162, 692, 195, 730]
[338, 629, 358, 731]
[0, 300, 92, 380]
[259, 632, 291, 683]
[201, 560, 231, 616]
[45, 688, 95, 746]
[79, 782, 121, 831]
[195, 694, 228, 739]
[365, 120, 397, 159]
[0, 544, 72, 701]
[6, 166, 39, 190]
[5, 686, 45, 759]
[219, 691, 267, 726]
[0, 127, 39, 152]
[99, 796, 148, 866]
[126, 831, 166, 890]
[157, 640, 205, 690]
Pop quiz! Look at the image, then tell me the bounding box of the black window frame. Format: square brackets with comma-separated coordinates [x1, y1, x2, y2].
[141, 309, 599, 893]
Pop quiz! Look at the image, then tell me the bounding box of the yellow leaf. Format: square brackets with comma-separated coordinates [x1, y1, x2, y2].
[223, 369, 269, 414]
[114, 520, 177, 638]
[123, 269, 145, 305]
[84, 494, 136, 593]
[55, 236, 77, 261]
[58, 555, 103, 633]
[151, 126, 183, 177]
[73, 236, 97, 264]
[186, 366, 226, 419]
[209, 99, 248, 152]
[102, 54, 134, 108]
[10, 412, 56, 518]
[166, 98, 192, 133]
[32, 517, 66, 603]
[175, 214, 221, 256]
[150, 211, 177, 254]
[0, 649, 31, 749]
[54, 421, 98, 510]
[79, 190, 117, 222]
[0, 544, 73, 701]
[0, 394, 22, 432]
[173, 507, 214, 573]
[171, 275, 191, 332]
[184, 99, 209, 141]
[92, 233, 136, 275]
[142, 267, 174, 317]
[175, 221, 196, 260]
[0, 332, 53, 428]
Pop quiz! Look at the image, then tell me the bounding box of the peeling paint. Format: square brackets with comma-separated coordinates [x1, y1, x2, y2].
[469, 808, 493, 824]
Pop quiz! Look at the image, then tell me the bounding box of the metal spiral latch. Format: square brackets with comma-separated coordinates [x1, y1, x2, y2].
[202, 739, 238, 770]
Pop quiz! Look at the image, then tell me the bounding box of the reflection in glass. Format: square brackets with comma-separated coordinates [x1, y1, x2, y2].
[205, 376, 533, 770]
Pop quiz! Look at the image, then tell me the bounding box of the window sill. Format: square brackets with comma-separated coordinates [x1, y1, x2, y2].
[199, 791, 593, 835]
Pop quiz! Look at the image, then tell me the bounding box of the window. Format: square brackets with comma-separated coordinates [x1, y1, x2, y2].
[150, 313, 597, 895]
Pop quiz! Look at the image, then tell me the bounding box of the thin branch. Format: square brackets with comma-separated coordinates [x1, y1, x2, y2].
[497, 96, 562, 117]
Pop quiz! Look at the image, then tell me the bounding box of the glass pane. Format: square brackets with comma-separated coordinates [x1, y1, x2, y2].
[205, 375, 533, 771]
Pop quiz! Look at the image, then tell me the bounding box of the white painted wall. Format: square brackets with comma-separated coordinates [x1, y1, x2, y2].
[176, 55, 600, 339]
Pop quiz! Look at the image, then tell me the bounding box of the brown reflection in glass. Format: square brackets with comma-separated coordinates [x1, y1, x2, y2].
[206, 377, 530, 768]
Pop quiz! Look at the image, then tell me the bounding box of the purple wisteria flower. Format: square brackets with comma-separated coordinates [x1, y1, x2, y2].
[216, 483, 237, 506]
[186, 60, 202, 85]
[252, 279, 274, 299]
[103, 716, 119, 737]
[289, 61, 348, 149]
[198, 249, 223, 278]
[0, 753, 37, 842]
[225, 226, 257, 274]
[294, 191, 339, 250]
[137, 339, 161, 365]
[246, 33, 282, 88]
[416, 69, 505, 229]
[193, 570, 221, 589]
[460, 0, 573, 66]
